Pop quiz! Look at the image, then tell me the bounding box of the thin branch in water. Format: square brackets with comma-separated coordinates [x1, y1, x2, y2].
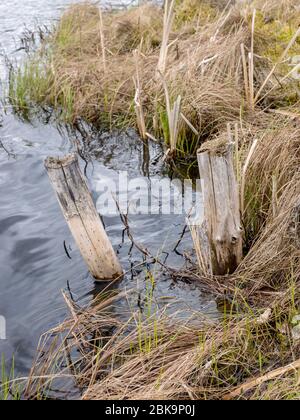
[63, 240, 72, 260]
[0, 139, 16, 159]
[173, 224, 188, 255]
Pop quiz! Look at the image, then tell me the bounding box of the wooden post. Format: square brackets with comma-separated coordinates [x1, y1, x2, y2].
[197, 139, 243, 275]
[45, 153, 123, 281]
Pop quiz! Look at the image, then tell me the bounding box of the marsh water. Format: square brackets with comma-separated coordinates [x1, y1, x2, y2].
[0, 0, 216, 385]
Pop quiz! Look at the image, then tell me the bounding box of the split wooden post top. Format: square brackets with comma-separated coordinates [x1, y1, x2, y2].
[45, 153, 123, 281]
[197, 138, 243, 275]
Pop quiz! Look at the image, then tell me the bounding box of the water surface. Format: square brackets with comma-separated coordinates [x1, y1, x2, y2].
[0, 0, 216, 381]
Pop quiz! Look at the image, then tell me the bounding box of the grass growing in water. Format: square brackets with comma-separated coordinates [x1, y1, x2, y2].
[1, 356, 21, 400]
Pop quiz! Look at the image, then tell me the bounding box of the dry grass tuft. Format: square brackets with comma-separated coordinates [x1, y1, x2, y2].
[23, 282, 300, 400]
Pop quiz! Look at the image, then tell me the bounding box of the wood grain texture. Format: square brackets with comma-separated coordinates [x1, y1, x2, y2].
[45, 153, 123, 281]
[197, 141, 243, 275]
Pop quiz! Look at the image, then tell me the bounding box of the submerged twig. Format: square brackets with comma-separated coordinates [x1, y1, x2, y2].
[0, 139, 16, 159]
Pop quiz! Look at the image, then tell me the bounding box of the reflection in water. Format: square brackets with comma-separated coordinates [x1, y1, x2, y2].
[142, 140, 150, 177]
[0, 0, 217, 382]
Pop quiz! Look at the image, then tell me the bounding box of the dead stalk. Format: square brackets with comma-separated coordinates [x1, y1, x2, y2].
[254, 26, 300, 104]
[133, 49, 147, 140]
[272, 175, 278, 218]
[241, 139, 258, 215]
[241, 43, 250, 104]
[98, 7, 106, 73]
[156, 0, 175, 77]
[223, 358, 300, 400]
[161, 75, 181, 154]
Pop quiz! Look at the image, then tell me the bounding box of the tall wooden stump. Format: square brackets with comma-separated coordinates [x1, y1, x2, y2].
[45, 153, 123, 281]
[197, 139, 243, 275]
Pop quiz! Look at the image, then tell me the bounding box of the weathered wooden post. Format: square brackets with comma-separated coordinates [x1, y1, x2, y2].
[197, 139, 243, 275]
[45, 153, 123, 281]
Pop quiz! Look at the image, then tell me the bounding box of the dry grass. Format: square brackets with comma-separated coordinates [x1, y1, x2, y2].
[22, 119, 300, 398]
[23, 278, 300, 400]
[11, 0, 300, 153]
[7, 0, 300, 400]
[10, 0, 299, 153]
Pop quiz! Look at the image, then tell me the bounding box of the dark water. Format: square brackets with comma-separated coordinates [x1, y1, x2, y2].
[0, 0, 216, 381]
